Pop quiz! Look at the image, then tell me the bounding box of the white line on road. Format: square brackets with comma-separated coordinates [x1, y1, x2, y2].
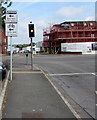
[39, 70, 82, 119]
[46, 73, 95, 76]
[35, 64, 92, 119]
[43, 72, 82, 119]
[92, 73, 97, 76]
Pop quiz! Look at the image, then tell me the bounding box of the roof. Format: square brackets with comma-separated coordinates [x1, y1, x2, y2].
[61, 20, 96, 24]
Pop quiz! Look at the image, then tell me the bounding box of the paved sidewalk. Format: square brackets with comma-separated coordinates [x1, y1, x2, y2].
[2, 56, 76, 118]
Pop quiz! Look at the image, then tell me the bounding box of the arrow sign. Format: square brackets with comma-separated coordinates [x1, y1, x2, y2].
[9, 28, 14, 31]
[6, 10, 17, 23]
[6, 23, 17, 37]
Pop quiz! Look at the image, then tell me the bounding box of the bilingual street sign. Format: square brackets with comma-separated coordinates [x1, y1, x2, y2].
[6, 23, 17, 37]
[6, 10, 17, 23]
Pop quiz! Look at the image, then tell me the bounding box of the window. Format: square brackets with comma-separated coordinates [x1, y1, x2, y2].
[4, 47, 6, 50]
[92, 43, 97, 50]
[84, 23, 87, 26]
[4, 39, 6, 43]
[71, 23, 74, 26]
[90, 23, 93, 26]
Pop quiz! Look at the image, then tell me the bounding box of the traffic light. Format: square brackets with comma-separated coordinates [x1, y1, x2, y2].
[28, 24, 35, 37]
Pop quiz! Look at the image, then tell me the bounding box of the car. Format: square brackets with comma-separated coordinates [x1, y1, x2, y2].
[13, 50, 17, 54]
[0, 62, 7, 81]
[19, 50, 25, 53]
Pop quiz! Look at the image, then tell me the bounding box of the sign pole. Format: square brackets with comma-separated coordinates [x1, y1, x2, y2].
[6, 10, 18, 81]
[10, 36, 12, 80]
[31, 37, 33, 70]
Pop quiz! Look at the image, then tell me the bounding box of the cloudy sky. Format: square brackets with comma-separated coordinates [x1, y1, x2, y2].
[7, 1, 96, 44]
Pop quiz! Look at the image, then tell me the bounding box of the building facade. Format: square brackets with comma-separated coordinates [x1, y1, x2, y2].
[0, 29, 8, 54]
[43, 21, 97, 54]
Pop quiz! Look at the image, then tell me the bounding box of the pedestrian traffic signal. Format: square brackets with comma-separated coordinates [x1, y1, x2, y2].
[28, 24, 35, 37]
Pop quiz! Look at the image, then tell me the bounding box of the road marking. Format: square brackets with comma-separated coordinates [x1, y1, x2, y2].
[12, 71, 42, 74]
[46, 73, 95, 76]
[95, 91, 97, 94]
[92, 73, 97, 76]
[39, 69, 82, 119]
[33, 64, 94, 118]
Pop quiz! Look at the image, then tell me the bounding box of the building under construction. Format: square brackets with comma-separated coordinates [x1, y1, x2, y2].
[43, 21, 97, 54]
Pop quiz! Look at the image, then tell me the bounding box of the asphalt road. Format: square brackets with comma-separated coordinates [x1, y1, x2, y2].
[3, 53, 95, 118]
[2, 54, 76, 118]
[33, 54, 95, 118]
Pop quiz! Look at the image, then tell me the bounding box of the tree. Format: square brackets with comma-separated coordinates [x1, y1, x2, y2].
[16, 44, 30, 50]
[0, 0, 12, 30]
[29, 42, 36, 46]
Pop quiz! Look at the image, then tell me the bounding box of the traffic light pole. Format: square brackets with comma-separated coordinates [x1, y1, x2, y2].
[31, 37, 33, 70]
[28, 22, 35, 70]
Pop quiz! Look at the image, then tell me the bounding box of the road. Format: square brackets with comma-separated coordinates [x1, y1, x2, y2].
[2, 54, 76, 118]
[33, 54, 95, 118]
[4, 53, 95, 118]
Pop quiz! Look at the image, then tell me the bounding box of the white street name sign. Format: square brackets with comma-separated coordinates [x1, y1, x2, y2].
[6, 10, 17, 23]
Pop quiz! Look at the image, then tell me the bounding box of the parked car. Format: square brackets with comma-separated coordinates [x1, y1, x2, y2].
[0, 62, 7, 81]
[19, 50, 25, 53]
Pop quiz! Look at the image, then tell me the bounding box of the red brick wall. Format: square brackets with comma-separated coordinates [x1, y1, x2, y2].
[0, 29, 8, 54]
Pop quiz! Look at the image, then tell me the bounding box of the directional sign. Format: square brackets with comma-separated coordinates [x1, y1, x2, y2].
[6, 11, 17, 23]
[6, 23, 17, 37]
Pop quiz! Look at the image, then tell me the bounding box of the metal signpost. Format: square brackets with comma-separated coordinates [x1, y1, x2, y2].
[28, 22, 35, 70]
[6, 10, 18, 80]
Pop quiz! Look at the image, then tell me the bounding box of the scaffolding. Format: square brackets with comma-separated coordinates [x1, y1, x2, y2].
[43, 21, 97, 54]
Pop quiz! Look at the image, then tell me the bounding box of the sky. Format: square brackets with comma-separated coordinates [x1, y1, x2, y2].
[6, 1, 96, 45]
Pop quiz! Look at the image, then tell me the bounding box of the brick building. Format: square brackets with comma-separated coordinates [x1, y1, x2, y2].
[0, 29, 8, 54]
[43, 21, 97, 54]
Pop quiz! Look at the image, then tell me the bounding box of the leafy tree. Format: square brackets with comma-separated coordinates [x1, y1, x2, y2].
[16, 44, 30, 50]
[16, 43, 36, 50]
[0, 0, 12, 30]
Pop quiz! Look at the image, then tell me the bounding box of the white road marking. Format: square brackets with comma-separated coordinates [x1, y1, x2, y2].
[95, 91, 97, 94]
[92, 73, 97, 76]
[40, 70, 82, 119]
[35, 64, 93, 119]
[46, 73, 95, 76]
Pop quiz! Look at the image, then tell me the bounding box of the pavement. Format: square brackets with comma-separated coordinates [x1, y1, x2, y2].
[2, 55, 76, 118]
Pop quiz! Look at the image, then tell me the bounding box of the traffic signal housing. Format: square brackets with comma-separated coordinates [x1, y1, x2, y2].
[28, 24, 35, 37]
